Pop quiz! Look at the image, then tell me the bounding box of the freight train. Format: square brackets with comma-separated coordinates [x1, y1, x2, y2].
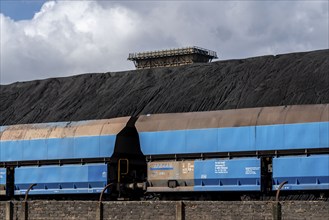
[0, 104, 328, 201]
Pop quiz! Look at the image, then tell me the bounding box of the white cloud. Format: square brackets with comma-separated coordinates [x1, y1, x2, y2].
[1, 1, 141, 83]
[0, 1, 328, 84]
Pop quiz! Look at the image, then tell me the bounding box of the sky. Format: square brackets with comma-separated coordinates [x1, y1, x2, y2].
[0, 0, 328, 84]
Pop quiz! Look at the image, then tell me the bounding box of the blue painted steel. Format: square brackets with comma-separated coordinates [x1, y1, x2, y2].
[0, 140, 24, 161]
[0, 135, 116, 162]
[319, 122, 329, 148]
[14, 164, 108, 195]
[23, 139, 48, 160]
[157, 130, 186, 155]
[74, 136, 100, 158]
[139, 122, 329, 155]
[194, 158, 260, 191]
[284, 123, 320, 149]
[255, 124, 284, 150]
[186, 129, 217, 153]
[272, 155, 329, 190]
[100, 136, 117, 157]
[0, 168, 5, 185]
[47, 138, 75, 159]
[138, 130, 185, 155]
[219, 126, 256, 152]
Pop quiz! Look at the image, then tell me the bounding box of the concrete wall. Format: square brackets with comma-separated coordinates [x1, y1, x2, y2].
[184, 201, 274, 219]
[0, 202, 6, 218]
[281, 201, 329, 220]
[0, 201, 328, 220]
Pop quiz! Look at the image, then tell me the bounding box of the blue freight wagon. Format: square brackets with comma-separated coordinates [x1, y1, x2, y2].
[0, 117, 146, 199]
[14, 164, 108, 195]
[0, 104, 328, 200]
[136, 104, 329, 199]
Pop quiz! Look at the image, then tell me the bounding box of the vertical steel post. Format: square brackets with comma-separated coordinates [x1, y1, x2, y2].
[22, 183, 37, 220]
[275, 181, 288, 202]
[273, 181, 288, 220]
[24, 184, 37, 202]
[97, 183, 113, 220]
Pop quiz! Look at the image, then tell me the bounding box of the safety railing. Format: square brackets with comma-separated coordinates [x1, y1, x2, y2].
[128, 46, 217, 60]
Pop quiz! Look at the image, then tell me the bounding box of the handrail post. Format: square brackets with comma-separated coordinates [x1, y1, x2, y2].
[273, 181, 288, 220]
[99, 183, 113, 202]
[22, 183, 36, 220]
[97, 183, 113, 220]
[118, 159, 129, 184]
[24, 183, 37, 202]
[276, 181, 288, 202]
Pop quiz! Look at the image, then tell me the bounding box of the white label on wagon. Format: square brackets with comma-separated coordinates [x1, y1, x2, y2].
[215, 161, 228, 174]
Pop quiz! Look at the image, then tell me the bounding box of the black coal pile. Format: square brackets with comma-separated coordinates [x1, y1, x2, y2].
[1, 49, 328, 126]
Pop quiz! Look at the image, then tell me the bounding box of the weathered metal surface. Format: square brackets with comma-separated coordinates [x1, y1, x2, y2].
[0, 117, 130, 163]
[137, 104, 329, 156]
[147, 161, 194, 192]
[1, 125, 29, 141]
[47, 123, 77, 139]
[285, 105, 324, 124]
[255, 106, 288, 126]
[321, 104, 329, 121]
[139, 121, 329, 155]
[147, 158, 262, 192]
[136, 104, 329, 132]
[0, 117, 130, 141]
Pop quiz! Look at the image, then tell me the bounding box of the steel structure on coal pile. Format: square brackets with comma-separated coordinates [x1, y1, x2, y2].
[128, 46, 218, 69]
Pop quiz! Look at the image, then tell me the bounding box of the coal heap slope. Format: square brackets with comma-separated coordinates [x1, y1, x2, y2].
[1, 49, 328, 126]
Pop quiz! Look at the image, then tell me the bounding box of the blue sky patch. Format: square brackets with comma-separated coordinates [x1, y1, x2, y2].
[0, 0, 48, 21]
